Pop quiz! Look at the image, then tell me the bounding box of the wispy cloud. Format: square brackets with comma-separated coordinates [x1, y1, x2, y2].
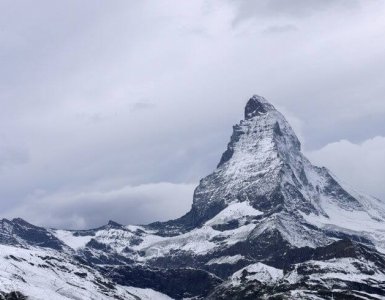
[2, 182, 195, 229]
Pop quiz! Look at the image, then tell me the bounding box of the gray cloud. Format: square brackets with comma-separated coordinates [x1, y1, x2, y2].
[3, 182, 195, 229]
[230, 0, 360, 23]
[0, 134, 29, 174]
[0, 0, 384, 228]
[307, 136, 385, 200]
[130, 101, 156, 112]
[263, 24, 298, 34]
[0, 145, 29, 171]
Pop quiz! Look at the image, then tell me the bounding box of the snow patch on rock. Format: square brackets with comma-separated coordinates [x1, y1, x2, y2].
[206, 255, 245, 265]
[205, 201, 263, 226]
[231, 262, 284, 286]
[53, 230, 93, 250]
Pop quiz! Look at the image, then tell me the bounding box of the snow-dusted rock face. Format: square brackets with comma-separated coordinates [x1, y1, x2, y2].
[189, 95, 385, 250]
[0, 237, 172, 300]
[1, 95, 385, 299]
[209, 240, 385, 299]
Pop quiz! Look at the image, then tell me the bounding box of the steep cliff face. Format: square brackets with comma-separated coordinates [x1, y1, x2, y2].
[1, 95, 385, 299]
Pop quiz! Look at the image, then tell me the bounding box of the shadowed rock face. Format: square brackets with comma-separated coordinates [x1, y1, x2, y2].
[0, 291, 27, 300]
[107, 265, 223, 299]
[1, 95, 385, 299]
[0, 218, 64, 250]
[244, 95, 274, 119]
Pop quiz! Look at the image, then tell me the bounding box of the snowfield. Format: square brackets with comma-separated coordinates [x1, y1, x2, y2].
[0, 244, 172, 300]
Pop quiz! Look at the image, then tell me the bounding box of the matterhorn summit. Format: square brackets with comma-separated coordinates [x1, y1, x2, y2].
[1, 95, 385, 299]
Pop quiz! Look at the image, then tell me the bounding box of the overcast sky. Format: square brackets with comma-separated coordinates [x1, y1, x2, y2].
[0, 0, 384, 229]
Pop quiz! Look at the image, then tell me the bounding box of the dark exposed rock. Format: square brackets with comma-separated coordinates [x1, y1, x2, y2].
[0, 218, 63, 250]
[0, 291, 27, 300]
[244, 95, 272, 119]
[105, 265, 222, 299]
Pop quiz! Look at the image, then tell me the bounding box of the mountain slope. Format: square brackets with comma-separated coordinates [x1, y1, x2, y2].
[1, 95, 385, 299]
[0, 237, 172, 300]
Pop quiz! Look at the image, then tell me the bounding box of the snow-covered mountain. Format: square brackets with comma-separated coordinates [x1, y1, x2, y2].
[1, 95, 385, 299]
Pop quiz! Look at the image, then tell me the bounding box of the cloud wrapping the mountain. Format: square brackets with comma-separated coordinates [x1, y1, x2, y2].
[6, 182, 195, 229]
[308, 136, 385, 200]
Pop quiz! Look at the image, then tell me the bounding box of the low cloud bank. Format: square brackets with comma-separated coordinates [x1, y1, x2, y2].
[2, 182, 196, 229]
[308, 136, 385, 201]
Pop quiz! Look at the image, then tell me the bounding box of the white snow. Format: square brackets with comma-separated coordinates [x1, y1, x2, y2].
[54, 230, 93, 250]
[205, 201, 263, 226]
[302, 198, 385, 232]
[301, 192, 385, 253]
[286, 257, 385, 285]
[0, 244, 173, 300]
[125, 287, 173, 300]
[93, 228, 135, 252]
[141, 226, 218, 258]
[206, 255, 244, 265]
[231, 262, 283, 286]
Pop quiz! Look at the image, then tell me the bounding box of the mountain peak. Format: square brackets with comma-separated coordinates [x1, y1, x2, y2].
[11, 218, 35, 228]
[107, 220, 123, 228]
[244, 95, 275, 119]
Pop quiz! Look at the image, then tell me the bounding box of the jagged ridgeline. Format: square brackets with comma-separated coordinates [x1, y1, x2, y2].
[1, 96, 385, 299]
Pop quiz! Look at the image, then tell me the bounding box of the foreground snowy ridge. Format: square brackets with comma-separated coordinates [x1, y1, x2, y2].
[1, 95, 385, 299]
